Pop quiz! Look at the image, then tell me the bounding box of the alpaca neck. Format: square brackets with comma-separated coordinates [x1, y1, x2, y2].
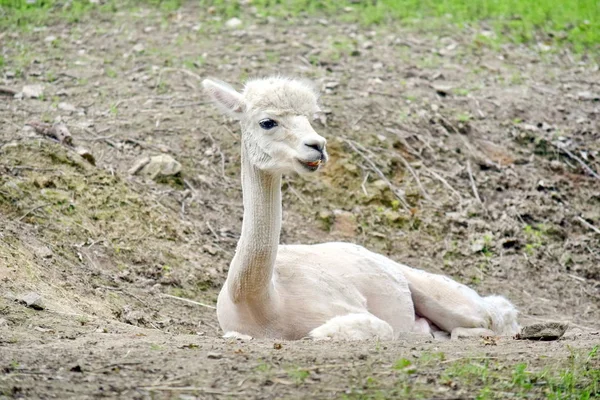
[227, 143, 281, 303]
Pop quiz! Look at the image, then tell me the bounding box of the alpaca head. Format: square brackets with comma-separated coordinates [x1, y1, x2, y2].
[203, 76, 328, 175]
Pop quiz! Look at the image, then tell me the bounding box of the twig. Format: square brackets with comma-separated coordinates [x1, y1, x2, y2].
[395, 153, 434, 203]
[206, 220, 220, 241]
[342, 138, 410, 210]
[97, 285, 153, 309]
[466, 159, 482, 204]
[575, 216, 600, 235]
[425, 169, 462, 201]
[17, 203, 51, 221]
[285, 181, 308, 205]
[552, 143, 600, 180]
[440, 356, 499, 365]
[155, 67, 203, 93]
[140, 386, 241, 396]
[361, 172, 370, 196]
[161, 293, 216, 310]
[171, 101, 209, 108]
[206, 131, 227, 180]
[0, 86, 18, 96]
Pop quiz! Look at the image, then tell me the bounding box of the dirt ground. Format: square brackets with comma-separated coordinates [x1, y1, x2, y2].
[1, 3, 599, 399]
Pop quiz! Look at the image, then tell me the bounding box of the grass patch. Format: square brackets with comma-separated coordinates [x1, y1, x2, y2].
[1, 1, 598, 51]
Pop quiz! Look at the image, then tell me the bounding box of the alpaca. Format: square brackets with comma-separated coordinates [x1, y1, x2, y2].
[202, 76, 519, 341]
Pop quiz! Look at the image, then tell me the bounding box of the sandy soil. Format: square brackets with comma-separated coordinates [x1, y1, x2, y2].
[1, 3, 599, 399]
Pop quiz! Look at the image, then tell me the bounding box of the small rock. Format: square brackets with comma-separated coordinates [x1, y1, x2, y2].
[44, 35, 57, 43]
[471, 240, 485, 253]
[372, 180, 388, 192]
[130, 154, 181, 179]
[75, 147, 96, 165]
[58, 102, 78, 112]
[128, 156, 151, 175]
[577, 91, 599, 101]
[207, 352, 223, 359]
[20, 292, 45, 310]
[34, 326, 54, 333]
[0, 318, 8, 327]
[22, 84, 44, 99]
[123, 309, 146, 326]
[516, 322, 569, 341]
[225, 18, 242, 28]
[202, 244, 218, 255]
[132, 43, 145, 53]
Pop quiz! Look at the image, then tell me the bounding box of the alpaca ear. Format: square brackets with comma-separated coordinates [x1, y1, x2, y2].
[202, 78, 245, 118]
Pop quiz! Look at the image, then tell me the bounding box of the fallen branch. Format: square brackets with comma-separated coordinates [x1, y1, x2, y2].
[140, 386, 241, 396]
[161, 293, 216, 310]
[17, 203, 51, 222]
[575, 216, 600, 235]
[466, 159, 483, 204]
[552, 142, 600, 180]
[342, 137, 410, 210]
[395, 153, 434, 203]
[0, 86, 18, 96]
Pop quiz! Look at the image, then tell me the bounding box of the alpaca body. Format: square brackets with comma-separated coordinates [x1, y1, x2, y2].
[218, 242, 516, 340]
[203, 76, 519, 341]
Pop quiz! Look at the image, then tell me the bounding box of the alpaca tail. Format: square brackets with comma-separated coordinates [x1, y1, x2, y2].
[483, 295, 520, 336]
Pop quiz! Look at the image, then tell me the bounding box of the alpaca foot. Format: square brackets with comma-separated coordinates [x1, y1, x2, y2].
[413, 317, 433, 335]
[223, 331, 253, 340]
[450, 327, 495, 340]
[309, 313, 394, 341]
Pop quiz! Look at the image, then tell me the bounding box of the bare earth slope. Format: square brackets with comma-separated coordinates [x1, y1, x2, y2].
[1, 4, 599, 399]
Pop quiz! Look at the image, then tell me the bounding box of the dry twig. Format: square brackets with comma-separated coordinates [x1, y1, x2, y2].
[466, 159, 482, 204]
[552, 143, 600, 180]
[575, 216, 600, 235]
[160, 293, 216, 310]
[342, 137, 410, 210]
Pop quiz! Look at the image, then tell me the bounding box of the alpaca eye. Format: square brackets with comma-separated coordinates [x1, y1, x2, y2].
[259, 119, 278, 130]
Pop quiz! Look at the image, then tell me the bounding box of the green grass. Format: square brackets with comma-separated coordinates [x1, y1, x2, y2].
[241, 0, 599, 51]
[0, 0, 598, 51]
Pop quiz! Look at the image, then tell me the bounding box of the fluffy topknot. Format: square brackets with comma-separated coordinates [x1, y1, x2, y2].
[243, 76, 320, 117]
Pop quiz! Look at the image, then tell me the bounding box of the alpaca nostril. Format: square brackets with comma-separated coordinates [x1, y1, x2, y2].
[304, 141, 324, 153]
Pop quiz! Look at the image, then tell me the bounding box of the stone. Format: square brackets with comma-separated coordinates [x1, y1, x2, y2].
[130, 154, 181, 179]
[516, 322, 568, 341]
[20, 292, 45, 310]
[22, 84, 44, 99]
[0, 318, 8, 327]
[58, 102, 78, 112]
[132, 43, 145, 53]
[207, 352, 223, 359]
[225, 18, 242, 28]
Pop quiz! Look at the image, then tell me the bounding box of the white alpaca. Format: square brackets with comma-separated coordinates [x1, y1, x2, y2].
[203, 76, 519, 341]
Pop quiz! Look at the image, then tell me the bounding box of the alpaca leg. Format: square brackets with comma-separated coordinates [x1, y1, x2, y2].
[413, 317, 433, 335]
[397, 265, 519, 335]
[309, 313, 394, 341]
[223, 331, 253, 340]
[451, 327, 495, 340]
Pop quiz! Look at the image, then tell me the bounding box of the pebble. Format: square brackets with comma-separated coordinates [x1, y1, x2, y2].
[22, 84, 44, 99]
[207, 352, 223, 359]
[225, 18, 242, 28]
[516, 322, 569, 341]
[20, 292, 45, 310]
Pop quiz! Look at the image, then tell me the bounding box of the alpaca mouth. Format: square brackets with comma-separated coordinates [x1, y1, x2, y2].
[297, 158, 323, 171]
